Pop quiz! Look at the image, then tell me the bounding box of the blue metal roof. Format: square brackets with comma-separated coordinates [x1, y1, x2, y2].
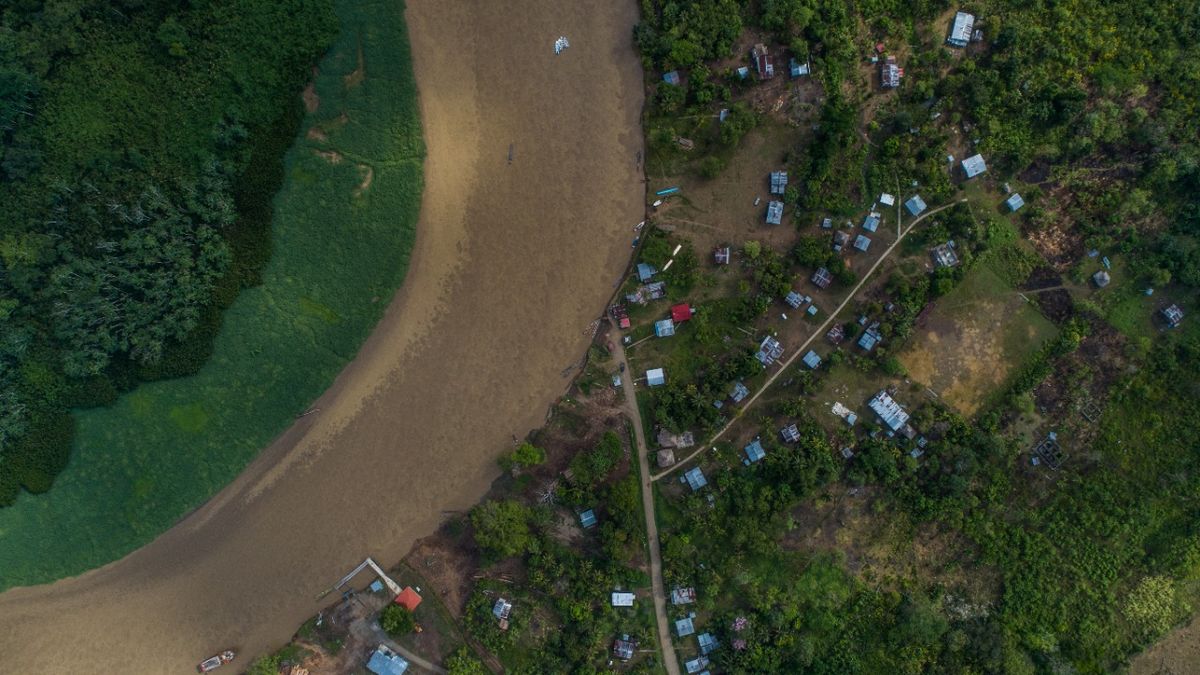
[905, 195, 927, 216]
[579, 509, 597, 528]
[662, 71, 681, 85]
[730, 381, 750, 403]
[862, 214, 880, 232]
[806, 305, 818, 316]
[785, 291, 803, 308]
[684, 467, 707, 491]
[869, 391, 910, 431]
[676, 616, 696, 636]
[637, 262, 657, 282]
[962, 154, 987, 178]
[655, 319, 675, 337]
[698, 632, 719, 655]
[858, 329, 880, 351]
[802, 350, 821, 369]
[1005, 193, 1025, 211]
[744, 438, 766, 463]
[854, 234, 871, 252]
[367, 646, 410, 675]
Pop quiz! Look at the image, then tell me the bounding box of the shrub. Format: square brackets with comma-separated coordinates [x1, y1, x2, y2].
[380, 603, 416, 637]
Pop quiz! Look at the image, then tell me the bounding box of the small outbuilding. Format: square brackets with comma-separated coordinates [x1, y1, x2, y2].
[862, 213, 881, 232]
[646, 368, 666, 387]
[770, 170, 789, 195]
[789, 58, 810, 77]
[1005, 193, 1025, 212]
[579, 509, 597, 529]
[671, 303, 693, 322]
[637, 262, 657, 282]
[820, 217, 833, 229]
[785, 291, 804, 309]
[698, 632, 720, 655]
[683, 467, 708, 491]
[854, 234, 872, 252]
[730, 381, 750, 403]
[833, 230, 850, 252]
[879, 193, 896, 207]
[1092, 270, 1111, 288]
[662, 71, 681, 85]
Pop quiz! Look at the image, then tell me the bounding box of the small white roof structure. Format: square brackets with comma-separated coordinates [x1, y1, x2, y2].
[611, 592, 636, 607]
[879, 193, 896, 206]
[646, 368, 665, 386]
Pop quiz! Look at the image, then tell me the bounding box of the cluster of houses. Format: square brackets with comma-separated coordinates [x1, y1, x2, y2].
[668, 585, 719, 674]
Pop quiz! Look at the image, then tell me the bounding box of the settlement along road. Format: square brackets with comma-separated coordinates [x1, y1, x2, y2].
[612, 324, 682, 675]
[0, 1, 645, 671]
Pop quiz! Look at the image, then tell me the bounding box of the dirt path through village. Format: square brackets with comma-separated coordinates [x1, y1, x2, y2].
[0, 1, 643, 671]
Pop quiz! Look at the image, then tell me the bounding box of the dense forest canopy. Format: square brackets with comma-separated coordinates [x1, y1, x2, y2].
[0, 0, 337, 505]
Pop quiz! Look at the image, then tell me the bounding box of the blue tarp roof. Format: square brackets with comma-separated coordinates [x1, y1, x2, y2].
[655, 319, 675, 337]
[367, 646, 410, 675]
[905, 195, 927, 216]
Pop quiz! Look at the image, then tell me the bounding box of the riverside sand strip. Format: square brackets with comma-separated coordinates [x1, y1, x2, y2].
[0, 0, 644, 670]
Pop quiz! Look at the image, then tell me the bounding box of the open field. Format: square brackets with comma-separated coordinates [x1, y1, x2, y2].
[0, 0, 645, 670]
[899, 265, 1057, 416]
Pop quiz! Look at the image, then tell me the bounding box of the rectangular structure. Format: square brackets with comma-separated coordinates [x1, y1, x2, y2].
[962, 154, 987, 178]
[802, 350, 821, 369]
[947, 12, 975, 47]
[770, 170, 789, 195]
[905, 195, 927, 216]
[868, 390, 910, 431]
[765, 200, 785, 225]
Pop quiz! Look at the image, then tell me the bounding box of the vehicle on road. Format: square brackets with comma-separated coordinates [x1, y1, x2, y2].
[197, 650, 235, 673]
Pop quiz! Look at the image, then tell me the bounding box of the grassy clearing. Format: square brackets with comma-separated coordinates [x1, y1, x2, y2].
[899, 265, 1057, 416]
[0, 0, 423, 589]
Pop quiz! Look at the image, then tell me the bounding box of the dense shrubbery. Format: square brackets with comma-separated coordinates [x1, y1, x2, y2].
[0, 0, 337, 504]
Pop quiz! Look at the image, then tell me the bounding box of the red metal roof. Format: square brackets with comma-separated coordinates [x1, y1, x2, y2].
[394, 586, 423, 611]
[671, 304, 692, 323]
[619, 317, 631, 329]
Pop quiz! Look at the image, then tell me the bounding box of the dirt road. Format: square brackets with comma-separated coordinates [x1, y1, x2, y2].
[0, 1, 643, 671]
[612, 326, 681, 675]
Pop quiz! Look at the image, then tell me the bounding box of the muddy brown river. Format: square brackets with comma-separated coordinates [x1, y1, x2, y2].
[0, 0, 643, 670]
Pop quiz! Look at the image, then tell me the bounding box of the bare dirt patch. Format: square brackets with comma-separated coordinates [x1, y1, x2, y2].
[1129, 614, 1200, 675]
[306, 126, 328, 142]
[343, 40, 365, 89]
[315, 149, 343, 164]
[302, 80, 320, 114]
[900, 265, 1057, 416]
[355, 164, 374, 195]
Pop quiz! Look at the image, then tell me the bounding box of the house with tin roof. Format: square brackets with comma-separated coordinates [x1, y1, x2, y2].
[802, 350, 821, 369]
[781, 423, 801, 443]
[770, 170, 788, 195]
[765, 200, 784, 225]
[1005, 193, 1025, 212]
[812, 267, 833, 289]
[744, 438, 766, 464]
[854, 234, 872, 252]
[962, 154, 987, 178]
[905, 195, 927, 216]
[947, 12, 975, 47]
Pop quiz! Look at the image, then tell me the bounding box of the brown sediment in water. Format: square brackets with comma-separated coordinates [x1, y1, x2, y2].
[0, 0, 644, 671]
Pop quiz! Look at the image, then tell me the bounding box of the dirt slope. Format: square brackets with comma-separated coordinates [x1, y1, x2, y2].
[0, 0, 643, 671]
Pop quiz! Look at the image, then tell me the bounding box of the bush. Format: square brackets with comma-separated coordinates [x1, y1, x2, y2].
[698, 155, 726, 179]
[380, 603, 416, 637]
[499, 442, 546, 472]
[471, 500, 533, 560]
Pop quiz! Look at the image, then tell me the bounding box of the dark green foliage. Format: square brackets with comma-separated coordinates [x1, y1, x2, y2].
[380, 604, 416, 637]
[0, 0, 338, 503]
[445, 647, 487, 675]
[499, 442, 547, 473]
[471, 500, 535, 561]
[634, 0, 746, 70]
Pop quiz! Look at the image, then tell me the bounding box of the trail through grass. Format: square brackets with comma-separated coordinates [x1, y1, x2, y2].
[0, 0, 423, 589]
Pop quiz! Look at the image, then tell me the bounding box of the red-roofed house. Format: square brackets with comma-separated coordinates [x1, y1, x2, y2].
[394, 586, 422, 612]
[671, 303, 693, 323]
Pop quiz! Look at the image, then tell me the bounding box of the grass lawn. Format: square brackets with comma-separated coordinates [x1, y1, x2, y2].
[898, 264, 1057, 416]
[0, 0, 423, 589]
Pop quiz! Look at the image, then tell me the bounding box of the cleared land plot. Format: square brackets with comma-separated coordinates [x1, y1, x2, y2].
[899, 265, 1057, 416]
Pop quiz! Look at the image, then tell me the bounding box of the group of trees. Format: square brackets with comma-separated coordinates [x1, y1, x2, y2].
[0, 0, 338, 504]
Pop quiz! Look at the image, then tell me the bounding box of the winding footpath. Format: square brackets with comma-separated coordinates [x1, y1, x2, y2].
[613, 327, 682, 675]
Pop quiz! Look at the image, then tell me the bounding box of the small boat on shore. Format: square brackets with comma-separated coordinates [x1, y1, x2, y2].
[197, 650, 235, 673]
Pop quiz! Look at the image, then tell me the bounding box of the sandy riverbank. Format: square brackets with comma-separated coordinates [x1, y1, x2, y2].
[0, 0, 644, 670]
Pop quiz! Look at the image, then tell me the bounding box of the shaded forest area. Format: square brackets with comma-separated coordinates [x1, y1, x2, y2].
[0, 0, 337, 504]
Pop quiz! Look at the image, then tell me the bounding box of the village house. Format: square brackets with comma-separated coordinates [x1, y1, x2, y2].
[862, 212, 881, 232]
[698, 632, 720, 655]
[612, 635, 637, 661]
[789, 57, 810, 77]
[625, 281, 665, 304]
[826, 324, 845, 344]
[820, 216, 833, 229]
[781, 423, 801, 443]
[654, 318, 675, 337]
[854, 234, 872, 252]
[1005, 193, 1025, 212]
[730, 381, 750, 403]
[671, 303, 693, 322]
[881, 55, 902, 88]
[685, 656, 710, 674]
[646, 368, 665, 387]
[802, 350, 821, 369]
[657, 448, 676, 468]
[756, 335, 785, 365]
[962, 153, 987, 179]
[611, 592, 636, 607]
[744, 438, 766, 464]
[812, 267, 833, 289]
[493, 598, 513, 630]
[394, 586, 422, 612]
[770, 170, 788, 195]
[637, 262, 657, 282]
[751, 43, 774, 78]
[579, 509, 597, 529]
[714, 246, 730, 265]
[1162, 304, 1184, 328]
[366, 645, 409, 675]
[675, 616, 696, 637]
[683, 466, 708, 491]
[858, 323, 883, 351]
[947, 11, 975, 47]
[831, 230, 849, 252]
[806, 304, 818, 317]
[879, 192, 896, 207]
[905, 195, 927, 216]
[785, 290, 804, 309]
[1092, 270, 1111, 288]
[657, 428, 695, 449]
[671, 587, 697, 605]
[931, 241, 960, 268]
[765, 200, 784, 225]
[869, 390, 915, 438]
